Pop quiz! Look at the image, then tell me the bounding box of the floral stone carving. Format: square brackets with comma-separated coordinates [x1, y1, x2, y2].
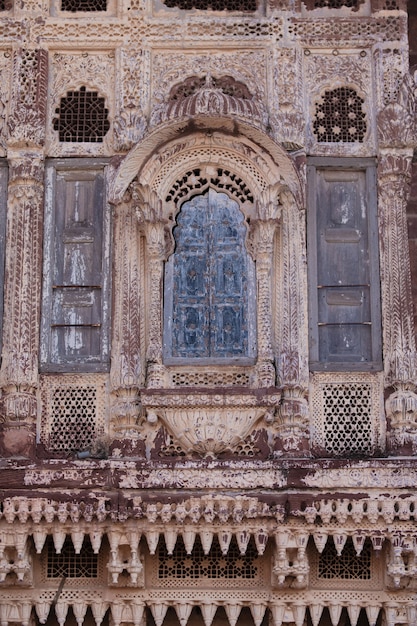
[141, 390, 280, 457]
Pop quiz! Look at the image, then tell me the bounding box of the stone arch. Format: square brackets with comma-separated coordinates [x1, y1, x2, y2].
[108, 117, 305, 211]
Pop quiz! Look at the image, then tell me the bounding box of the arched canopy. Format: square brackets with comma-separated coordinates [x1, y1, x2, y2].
[108, 116, 305, 214]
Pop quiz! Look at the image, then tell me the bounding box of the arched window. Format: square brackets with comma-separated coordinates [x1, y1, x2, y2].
[53, 87, 110, 143]
[163, 188, 256, 364]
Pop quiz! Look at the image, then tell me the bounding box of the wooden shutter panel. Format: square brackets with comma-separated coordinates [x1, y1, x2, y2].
[308, 159, 381, 370]
[41, 160, 111, 371]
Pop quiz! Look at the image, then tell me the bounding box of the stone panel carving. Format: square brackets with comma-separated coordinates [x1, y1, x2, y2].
[47, 51, 115, 156]
[270, 47, 304, 147]
[113, 48, 147, 152]
[31, 17, 284, 48]
[290, 15, 406, 46]
[374, 46, 409, 110]
[8, 49, 48, 148]
[0, 50, 11, 155]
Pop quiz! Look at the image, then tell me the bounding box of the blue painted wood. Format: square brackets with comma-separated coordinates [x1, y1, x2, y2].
[169, 189, 249, 359]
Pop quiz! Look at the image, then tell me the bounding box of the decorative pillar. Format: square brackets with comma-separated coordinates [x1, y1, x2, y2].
[134, 186, 171, 389]
[109, 189, 145, 442]
[0, 49, 47, 458]
[377, 73, 417, 454]
[276, 188, 310, 456]
[250, 186, 281, 388]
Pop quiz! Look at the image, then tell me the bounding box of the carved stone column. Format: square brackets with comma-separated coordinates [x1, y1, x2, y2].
[251, 188, 280, 388]
[377, 74, 417, 454]
[110, 190, 145, 442]
[0, 49, 47, 458]
[277, 189, 310, 457]
[135, 187, 171, 389]
[0, 154, 45, 457]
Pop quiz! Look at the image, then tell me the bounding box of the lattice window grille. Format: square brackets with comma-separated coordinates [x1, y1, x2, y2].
[53, 87, 110, 142]
[163, 0, 256, 11]
[158, 537, 259, 581]
[61, 0, 106, 10]
[318, 539, 371, 580]
[40, 375, 107, 452]
[322, 382, 373, 455]
[153, 149, 267, 200]
[166, 168, 254, 205]
[46, 537, 98, 578]
[171, 370, 250, 386]
[48, 386, 97, 452]
[313, 87, 366, 143]
[314, 0, 358, 7]
[0, 0, 12, 10]
[158, 432, 187, 457]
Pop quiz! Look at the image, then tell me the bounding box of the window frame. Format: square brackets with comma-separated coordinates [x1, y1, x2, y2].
[307, 156, 382, 372]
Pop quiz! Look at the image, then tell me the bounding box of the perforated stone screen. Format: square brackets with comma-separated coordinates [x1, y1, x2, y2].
[311, 373, 383, 457]
[53, 87, 110, 142]
[313, 87, 366, 143]
[61, 0, 106, 10]
[154, 537, 262, 588]
[46, 538, 98, 578]
[172, 370, 250, 386]
[49, 386, 97, 452]
[40, 374, 107, 453]
[323, 383, 372, 455]
[318, 539, 371, 580]
[163, 0, 256, 10]
[313, 0, 358, 7]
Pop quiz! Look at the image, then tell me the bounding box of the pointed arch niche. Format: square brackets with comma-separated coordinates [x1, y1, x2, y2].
[108, 122, 309, 456]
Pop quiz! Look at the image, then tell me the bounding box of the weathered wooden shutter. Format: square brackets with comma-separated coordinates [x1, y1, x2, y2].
[41, 160, 111, 371]
[164, 188, 256, 363]
[308, 158, 381, 370]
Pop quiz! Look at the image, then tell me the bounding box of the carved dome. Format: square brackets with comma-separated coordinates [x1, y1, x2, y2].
[155, 75, 268, 129]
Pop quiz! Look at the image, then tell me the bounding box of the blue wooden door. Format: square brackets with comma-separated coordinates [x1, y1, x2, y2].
[165, 189, 253, 361]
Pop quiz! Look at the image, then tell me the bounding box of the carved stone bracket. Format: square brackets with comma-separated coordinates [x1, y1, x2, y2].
[141, 389, 281, 458]
[275, 386, 310, 457]
[272, 531, 309, 589]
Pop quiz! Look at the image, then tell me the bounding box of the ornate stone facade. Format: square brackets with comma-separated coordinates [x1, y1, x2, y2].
[0, 0, 417, 625]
